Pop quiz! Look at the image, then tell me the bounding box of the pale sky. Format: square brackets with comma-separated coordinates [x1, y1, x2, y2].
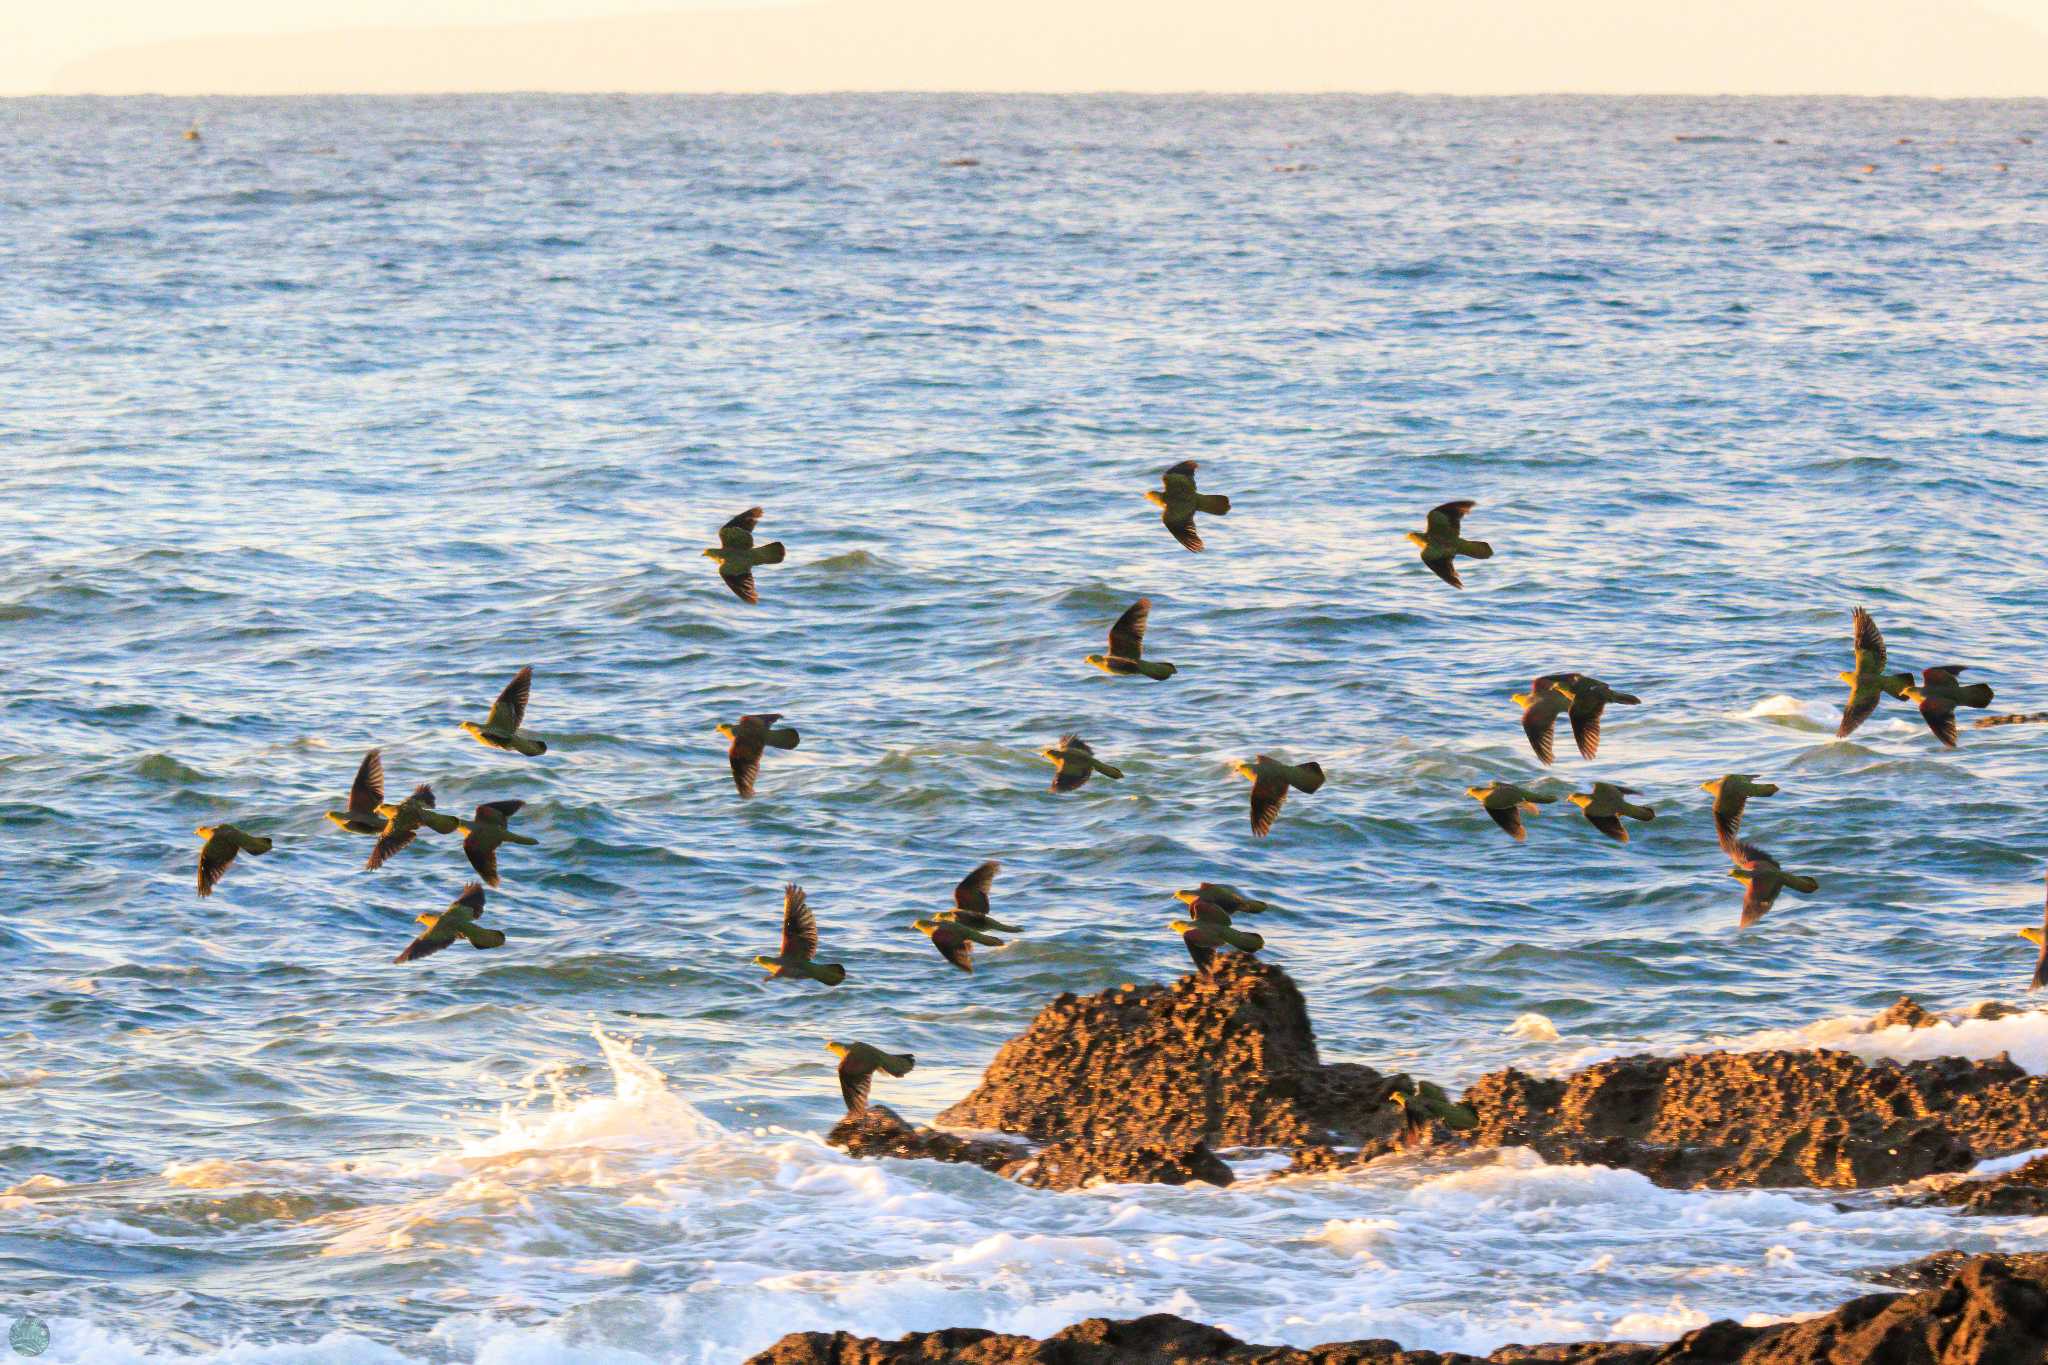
[11, 0, 2048, 96]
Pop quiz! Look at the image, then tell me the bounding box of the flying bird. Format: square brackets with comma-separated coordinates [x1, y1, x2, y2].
[368, 784, 447, 870]
[1041, 734, 1123, 792]
[1173, 900, 1266, 969]
[1173, 883, 1271, 916]
[195, 824, 271, 898]
[394, 882, 506, 964]
[1568, 782, 1655, 843]
[1085, 598, 1177, 680]
[1467, 781, 1556, 842]
[326, 750, 388, 836]
[754, 885, 846, 985]
[719, 713, 800, 798]
[2021, 868, 2048, 993]
[916, 916, 1000, 972]
[828, 1040, 915, 1116]
[1232, 755, 1326, 837]
[1552, 676, 1640, 761]
[704, 507, 786, 604]
[1701, 774, 1779, 859]
[461, 666, 548, 756]
[934, 861, 1020, 934]
[1836, 607, 1912, 738]
[1145, 460, 1230, 552]
[459, 800, 536, 888]
[1902, 666, 1996, 748]
[1512, 674, 1579, 765]
[1405, 500, 1493, 588]
[1729, 841, 1819, 928]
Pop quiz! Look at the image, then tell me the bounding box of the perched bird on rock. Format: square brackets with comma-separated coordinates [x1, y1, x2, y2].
[459, 800, 536, 888]
[1513, 674, 1580, 764]
[704, 507, 785, 604]
[1405, 500, 1492, 589]
[1146, 460, 1230, 552]
[1233, 755, 1326, 837]
[394, 882, 505, 964]
[195, 823, 271, 898]
[1173, 883, 1271, 916]
[1173, 908, 1265, 970]
[461, 666, 548, 756]
[1041, 734, 1122, 792]
[1467, 781, 1556, 842]
[1729, 841, 1819, 928]
[719, 713, 800, 799]
[368, 784, 447, 870]
[2020, 869, 2048, 993]
[326, 750, 388, 836]
[1569, 782, 1655, 843]
[934, 861, 1020, 934]
[1836, 607, 1912, 738]
[828, 1040, 915, 1116]
[1902, 666, 1996, 748]
[1391, 1081, 1477, 1149]
[754, 884, 845, 985]
[1552, 676, 1640, 761]
[1085, 598, 1176, 680]
[916, 917, 999, 972]
[1701, 774, 1779, 859]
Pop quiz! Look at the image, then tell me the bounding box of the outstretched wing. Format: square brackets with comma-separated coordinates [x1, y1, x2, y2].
[451, 882, 487, 914]
[1568, 698, 1602, 761]
[1163, 513, 1204, 553]
[729, 735, 763, 798]
[1107, 599, 1150, 659]
[1249, 774, 1290, 838]
[838, 1058, 872, 1115]
[1837, 689, 1879, 739]
[1427, 500, 1474, 536]
[1182, 930, 1216, 971]
[197, 833, 237, 898]
[395, 924, 452, 964]
[781, 884, 817, 961]
[1587, 813, 1629, 843]
[367, 823, 416, 870]
[464, 835, 500, 888]
[349, 749, 385, 816]
[1422, 554, 1463, 589]
[930, 923, 974, 973]
[720, 507, 762, 549]
[1851, 607, 1887, 673]
[1739, 875, 1780, 929]
[1485, 803, 1527, 841]
[721, 569, 758, 604]
[1730, 840, 1776, 870]
[954, 861, 1000, 913]
[1920, 701, 1959, 748]
[1711, 792, 1746, 858]
[485, 666, 532, 732]
[1521, 704, 1557, 765]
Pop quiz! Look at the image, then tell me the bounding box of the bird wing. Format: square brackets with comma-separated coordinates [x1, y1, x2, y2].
[1422, 554, 1462, 589]
[1521, 702, 1557, 764]
[1162, 461, 1198, 494]
[197, 832, 237, 898]
[1107, 599, 1151, 659]
[1568, 697, 1601, 761]
[720, 507, 762, 549]
[367, 823, 417, 870]
[729, 735, 763, 798]
[394, 923, 454, 963]
[931, 923, 974, 972]
[2036, 869, 2048, 992]
[1182, 930, 1217, 971]
[1051, 752, 1091, 792]
[1249, 773, 1291, 837]
[1586, 813, 1629, 843]
[1712, 793, 1746, 858]
[451, 882, 487, 914]
[464, 834, 500, 888]
[1739, 874, 1780, 928]
[1925, 665, 1966, 684]
[1851, 607, 1887, 673]
[485, 666, 532, 732]
[721, 569, 759, 604]
[1836, 688, 1879, 738]
[407, 783, 435, 810]
[349, 750, 385, 816]
[1427, 500, 1474, 536]
[476, 800, 525, 823]
[954, 861, 1000, 912]
[1163, 513, 1204, 552]
[1485, 803, 1527, 841]
[781, 885, 818, 961]
[1730, 840, 1778, 870]
[838, 1057, 873, 1114]
[1919, 701, 1959, 748]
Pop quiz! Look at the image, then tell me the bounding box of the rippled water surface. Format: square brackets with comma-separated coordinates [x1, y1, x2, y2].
[3, 94, 2047, 1362]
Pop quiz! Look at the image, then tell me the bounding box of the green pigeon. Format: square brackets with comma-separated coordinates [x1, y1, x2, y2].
[754, 884, 846, 985]
[827, 1040, 915, 1116]
[1232, 755, 1326, 837]
[194, 823, 271, 898]
[367, 783, 447, 870]
[459, 800, 536, 888]
[1172, 911, 1265, 969]
[1701, 774, 1779, 859]
[1467, 781, 1556, 842]
[719, 713, 800, 798]
[1405, 499, 1493, 589]
[461, 666, 548, 756]
[394, 882, 506, 963]
[1902, 666, 1995, 748]
[704, 507, 786, 605]
[2021, 868, 2048, 993]
[1086, 598, 1177, 680]
[1512, 674, 1580, 765]
[1390, 1081, 1477, 1149]
[1569, 782, 1655, 843]
[1729, 841, 1819, 928]
[326, 750, 388, 836]
[1041, 734, 1122, 792]
[1173, 883, 1271, 916]
[916, 916, 1000, 973]
[1145, 460, 1230, 553]
[1836, 607, 1912, 738]
[1551, 676, 1641, 761]
[934, 861, 1020, 934]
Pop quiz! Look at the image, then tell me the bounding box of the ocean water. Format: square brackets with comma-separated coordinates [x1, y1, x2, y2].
[2, 93, 2047, 1362]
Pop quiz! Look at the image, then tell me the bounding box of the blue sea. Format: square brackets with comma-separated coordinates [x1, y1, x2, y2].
[3, 94, 2046, 1363]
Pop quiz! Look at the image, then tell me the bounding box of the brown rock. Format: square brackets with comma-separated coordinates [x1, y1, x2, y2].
[1872, 995, 1937, 1029]
[826, 1105, 1029, 1174]
[999, 1134, 1234, 1190]
[1911, 1154, 2048, 1216]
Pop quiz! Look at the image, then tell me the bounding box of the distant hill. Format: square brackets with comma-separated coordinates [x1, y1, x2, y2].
[49, 0, 2048, 96]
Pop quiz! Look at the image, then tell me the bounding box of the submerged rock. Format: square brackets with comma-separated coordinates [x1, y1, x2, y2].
[1871, 994, 1937, 1029]
[746, 1253, 2048, 1363]
[1909, 1154, 2048, 1216]
[826, 1105, 1025, 1175]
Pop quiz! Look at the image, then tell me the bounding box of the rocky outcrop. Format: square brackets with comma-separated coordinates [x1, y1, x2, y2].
[1871, 995, 1938, 1029]
[826, 1105, 1026, 1175]
[1910, 1154, 2048, 1216]
[747, 1253, 2048, 1364]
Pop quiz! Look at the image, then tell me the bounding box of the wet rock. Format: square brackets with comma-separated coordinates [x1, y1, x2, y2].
[826, 1104, 1028, 1174]
[1861, 1249, 2048, 1291]
[999, 1134, 1233, 1190]
[1968, 1001, 2026, 1021]
[1910, 1154, 2048, 1216]
[1872, 995, 1937, 1029]
[744, 1254, 2048, 1363]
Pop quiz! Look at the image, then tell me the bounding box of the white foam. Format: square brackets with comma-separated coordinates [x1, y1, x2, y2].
[1508, 1012, 1561, 1042]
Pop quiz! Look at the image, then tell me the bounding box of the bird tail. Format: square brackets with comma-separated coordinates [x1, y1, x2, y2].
[464, 926, 508, 949]
[1457, 539, 1493, 559]
[755, 541, 787, 566]
[880, 1052, 916, 1077]
[512, 736, 548, 756]
[1525, 793, 1558, 806]
[811, 962, 846, 986]
[505, 832, 540, 846]
[1612, 692, 1641, 705]
[1138, 660, 1177, 680]
[247, 835, 274, 854]
[766, 728, 801, 750]
[1222, 928, 1265, 952]
[1625, 803, 1655, 821]
[1291, 761, 1327, 793]
[1094, 760, 1125, 779]
[1786, 874, 1819, 894]
[1197, 493, 1231, 515]
[1959, 683, 1995, 708]
[1755, 782, 1780, 796]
